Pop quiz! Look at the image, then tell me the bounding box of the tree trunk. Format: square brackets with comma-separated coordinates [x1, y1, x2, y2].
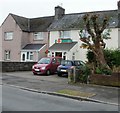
[94, 47, 110, 70]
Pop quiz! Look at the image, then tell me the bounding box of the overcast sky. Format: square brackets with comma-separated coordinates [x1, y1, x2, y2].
[0, 0, 119, 25]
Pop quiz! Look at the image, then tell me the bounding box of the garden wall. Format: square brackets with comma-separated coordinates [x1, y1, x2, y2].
[1, 62, 36, 72]
[89, 73, 120, 87]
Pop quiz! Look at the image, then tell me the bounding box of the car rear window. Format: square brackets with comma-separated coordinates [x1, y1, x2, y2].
[74, 61, 86, 66]
[74, 61, 81, 66]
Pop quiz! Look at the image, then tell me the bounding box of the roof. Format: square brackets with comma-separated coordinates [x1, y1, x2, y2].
[48, 42, 77, 51]
[30, 16, 54, 32]
[10, 13, 54, 32]
[22, 44, 45, 50]
[11, 14, 29, 32]
[48, 10, 118, 31]
[9, 9, 119, 32]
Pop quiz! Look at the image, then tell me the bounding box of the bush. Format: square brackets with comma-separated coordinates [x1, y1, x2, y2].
[87, 49, 120, 71]
[78, 66, 91, 83]
[104, 49, 120, 68]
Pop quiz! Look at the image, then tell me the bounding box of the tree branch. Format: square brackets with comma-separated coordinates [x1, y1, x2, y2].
[100, 16, 109, 33]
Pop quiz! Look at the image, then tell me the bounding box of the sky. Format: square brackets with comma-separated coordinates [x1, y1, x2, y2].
[0, 0, 119, 25]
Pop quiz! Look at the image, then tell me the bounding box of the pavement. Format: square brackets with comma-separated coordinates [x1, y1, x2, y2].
[1, 71, 120, 106]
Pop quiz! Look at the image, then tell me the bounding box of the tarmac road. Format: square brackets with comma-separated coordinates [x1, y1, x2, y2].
[2, 71, 120, 106]
[2, 84, 118, 111]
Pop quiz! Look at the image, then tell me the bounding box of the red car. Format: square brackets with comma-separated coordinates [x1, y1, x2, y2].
[32, 57, 62, 75]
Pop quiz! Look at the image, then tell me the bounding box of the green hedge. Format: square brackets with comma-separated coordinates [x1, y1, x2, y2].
[87, 49, 120, 68]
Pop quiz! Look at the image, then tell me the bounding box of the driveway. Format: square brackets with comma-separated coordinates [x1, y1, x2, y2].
[3, 71, 67, 82]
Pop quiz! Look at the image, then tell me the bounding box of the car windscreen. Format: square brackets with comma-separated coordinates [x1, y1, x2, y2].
[38, 58, 51, 64]
[61, 60, 73, 66]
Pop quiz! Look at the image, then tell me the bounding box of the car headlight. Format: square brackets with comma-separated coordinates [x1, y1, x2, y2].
[41, 67, 46, 70]
[32, 65, 35, 69]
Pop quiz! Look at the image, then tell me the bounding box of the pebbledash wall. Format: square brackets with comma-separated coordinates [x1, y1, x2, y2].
[1, 62, 36, 72]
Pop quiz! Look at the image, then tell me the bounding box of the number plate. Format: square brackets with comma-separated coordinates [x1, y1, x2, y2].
[61, 69, 66, 72]
[35, 69, 39, 71]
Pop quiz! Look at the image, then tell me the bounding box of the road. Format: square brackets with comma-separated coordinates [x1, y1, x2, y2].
[2, 84, 118, 111]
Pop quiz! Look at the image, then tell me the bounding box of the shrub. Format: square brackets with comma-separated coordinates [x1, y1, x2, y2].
[104, 49, 120, 68]
[78, 66, 91, 83]
[87, 49, 120, 73]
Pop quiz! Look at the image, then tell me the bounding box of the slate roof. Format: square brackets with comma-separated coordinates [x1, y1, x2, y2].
[48, 42, 77, 51]
[11, 14, 29, 32]
[30, 16, 54, 32]
[10, 9, 119, 32]
[10, 13, 54, 32]
[22, 44, 45, 50]
[48, 10, 118, 31]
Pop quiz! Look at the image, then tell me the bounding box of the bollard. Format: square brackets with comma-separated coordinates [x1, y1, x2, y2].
[68, 68, 74, 83]
[73, 66, 76, 83]
[68, 66, 77, 83]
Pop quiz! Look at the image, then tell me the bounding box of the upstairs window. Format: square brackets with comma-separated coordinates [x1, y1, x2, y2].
[34, 32, 44, 40]
[59, 31, 70, 39]
[4, 32, 13, 40]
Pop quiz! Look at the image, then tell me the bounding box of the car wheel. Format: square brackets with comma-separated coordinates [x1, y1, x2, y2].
[58, 73, 62, 77]
[46, 70, 50, 75]
[33, 72, 37, 75]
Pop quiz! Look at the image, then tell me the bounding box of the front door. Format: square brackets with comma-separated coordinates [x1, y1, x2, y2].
[55, 52, 62, 57]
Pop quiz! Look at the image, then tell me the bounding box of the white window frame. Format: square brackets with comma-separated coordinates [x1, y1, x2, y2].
[5, 50, 10, 60]
[72, 52, 75, 60]
[4, 32, 13, 40]
[26, 52, 33, 61]
[59, 31, 70, 39]
[34, 32, 44, 40]
[30, 52, 33, 60]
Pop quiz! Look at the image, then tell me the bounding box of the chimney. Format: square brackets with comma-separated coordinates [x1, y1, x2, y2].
[54, 6, 65, 20]
[118, 0, 120, 27]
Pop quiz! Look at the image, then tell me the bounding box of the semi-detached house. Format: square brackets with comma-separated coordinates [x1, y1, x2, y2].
[0, 1, 120, 62]
[0, 14, 54, 62]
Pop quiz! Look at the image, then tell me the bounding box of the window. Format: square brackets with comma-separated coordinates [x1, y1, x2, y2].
[4, 32, 13, 40]
[59, 31, 70, 38]
[26, 52, 33, 61]
[5, 50, 10, 60]
[52, 58, 56, 64]
[34, 32, 44, 40]
[27, 52, 29, 59]
[30, 52, 33, 60]
[72, 52, 75, 60]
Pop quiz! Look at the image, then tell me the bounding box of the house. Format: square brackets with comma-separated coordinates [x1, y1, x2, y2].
[0, 13, 54, 62]
[0, 1, 120, 62]
[47, 2, 120, 61]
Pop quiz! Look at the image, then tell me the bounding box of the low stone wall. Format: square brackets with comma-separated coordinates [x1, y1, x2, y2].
[89, 73, 120, 87]
[1, 62, 36, 72]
